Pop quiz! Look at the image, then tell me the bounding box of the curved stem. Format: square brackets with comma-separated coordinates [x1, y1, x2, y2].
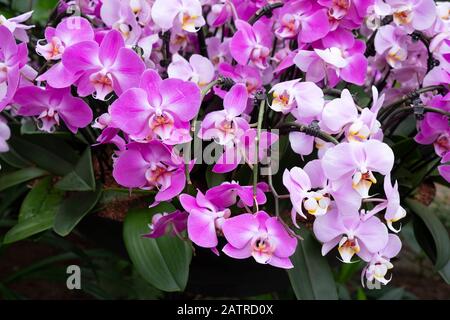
[276, 122, 339, 145]
[253, 97, 266, 210]
[248, 3, 284, 25]
[379, 85, 446, 121]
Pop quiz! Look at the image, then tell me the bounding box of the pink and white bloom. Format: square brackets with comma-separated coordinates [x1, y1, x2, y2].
[0, 11, 34, 42]
[0, 26, 28, 111]
[113, 141, 187, 202]
[100, 0, 143, 44]
[229, 19, 273, 69]
[168, 53, 215, 88]
[199, 83, 249, 145]
[269, 79, 324, 116]
[218, 63, 262, 97]
[58, 29, 145, 100]
[313, 208, 389, 263]
[360, 234, 402, 286]
[374, 25, 409, 68]
[205, 181, 269, 209]
[36, 17, 94, 61]
[151, 0, 205, 32]
[179, 190, 231, 250]
[383, 173, 407, 232]
[212, 128, 278, 173]
[0, 116, 10, 153]
[322, 140, 394, 198]
[222, 211, 298, 269]
[274, 0, 330, 43]
[111, 69, 201, 145]
[144, 210, 188, 239]
[14, 86, 93, 133]
[387, 0, 436, 33]
[294, 29, 368, 86]
[321, 87, 383, 141]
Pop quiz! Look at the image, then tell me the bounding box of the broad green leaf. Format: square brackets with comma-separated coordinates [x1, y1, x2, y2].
[18, 177, 63, 222]
[3, 214, 54, 245]
[406, 198, 450, 270]
[287, 229, 338, 300]
[123, 203, 192, 292]
[438, 261, 450, 284]
[0, 148, 31, 168]
[53, 184, 103, 237]
[378, 287, 405, 300]
[55, 147, 96, 191]
[3, 177, 64, 244]
[8, 135, 79, 176]
[0, 167, 47, 192]
[32, 0, 58, 24]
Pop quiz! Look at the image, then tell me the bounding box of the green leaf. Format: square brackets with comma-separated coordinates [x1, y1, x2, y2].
[32, 0, 58, 24]
[287, 229, 338, 300]
[8, 135, 79, 176]
[3, 177, 64, 245]
[55, 147, 96, 191]
[0, 148, 31, 169]
[0, 167, 48, 192]
[406, 199, 450, 270]
[123, 203, 192, 292]
[438, 261, 450, 284]
[19, 177, 63, 222]
[53, 184, 103, 237]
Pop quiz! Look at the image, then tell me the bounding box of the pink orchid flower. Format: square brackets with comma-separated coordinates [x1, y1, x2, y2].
[415, 111, 449, 159]
[0, 26, 28, 111]
[213, 128, 278, 173]
[151, 0, 205, 32]
[100, 0, 144, 44]
[36, 17, 94, 61]
[374, 25, 409, 68]
[318, 0, 371, 31]
[217, 62, 262, 98]
[207, 0, 234, 27]
[283, 159, 362, 225]
[387, 0, 436, 33]
[274, 0, 330, 43]
[179, 190, 232, 250]
[229, 19, 273, 70]
[222, 211, 298, 269]
[382, 173, 407, 232]
[0, 116, 11, 153]
[360, 234, 402, 286]
[110, 69, 201, 145]
[313, 208, 389, 263]
[113, 141, 187, 202]
[269, 79, 324, 116]
[0, 11, 34, 42]
[321, 87, 383, 141]
[168, 53, 215, 88]
[438, 152, 450, 183]
[199, 83, 250, 145]
[143, 210, 188, 239]
[204, 181, 269, 209]
[58, 29, 145, 100]
[14, 86, 93, 133]
[283, 166, 332, 224]
[322, 140, 394, 198]
[294, 28, 367, 86]
[206, 37, 231, 67]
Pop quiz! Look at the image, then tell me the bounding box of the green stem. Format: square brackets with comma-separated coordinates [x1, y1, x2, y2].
[253, 98, 266, 210]
[276, 122, 339, 145]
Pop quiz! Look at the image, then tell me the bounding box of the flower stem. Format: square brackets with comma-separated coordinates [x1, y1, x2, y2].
[276, 122, 339, 145]
[253, 97, 266, 210]
[248, 3, 284, 25]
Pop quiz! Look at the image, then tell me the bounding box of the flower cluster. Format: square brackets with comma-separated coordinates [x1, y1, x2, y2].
[0, 0, 448, 288]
